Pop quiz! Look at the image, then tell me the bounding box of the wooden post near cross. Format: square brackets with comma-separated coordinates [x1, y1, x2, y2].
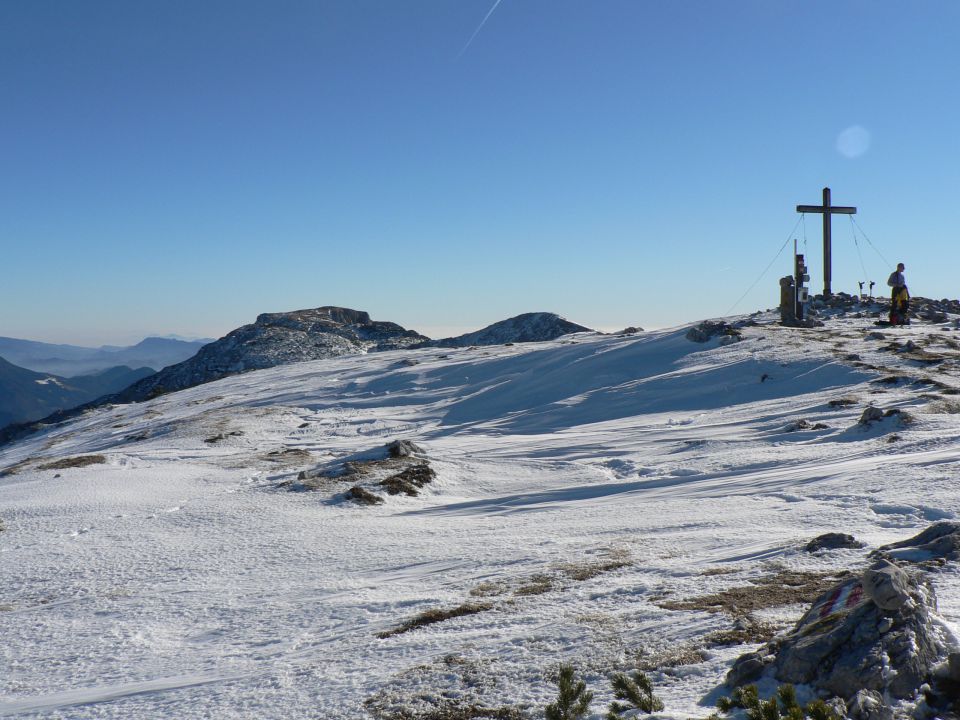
[796, 187, 857, 297]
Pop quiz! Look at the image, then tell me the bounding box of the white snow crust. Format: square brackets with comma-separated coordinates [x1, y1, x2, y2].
[3, 312, 960, 718]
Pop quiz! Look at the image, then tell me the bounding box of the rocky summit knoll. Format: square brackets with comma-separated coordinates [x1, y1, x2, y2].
[430, 312, 591, 348]
[0, 307, 596, 446]
[115, 307, 428, 402]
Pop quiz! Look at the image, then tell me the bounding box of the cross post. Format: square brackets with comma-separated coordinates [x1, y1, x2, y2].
[796, 187, 856, 296]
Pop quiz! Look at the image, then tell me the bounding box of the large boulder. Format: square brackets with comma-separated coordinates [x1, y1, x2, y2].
[728, 560, 955, 704]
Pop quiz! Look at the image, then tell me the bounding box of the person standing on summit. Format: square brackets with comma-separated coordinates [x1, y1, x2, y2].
[887, 263, 907, 298]
[887, 263, 909, 325]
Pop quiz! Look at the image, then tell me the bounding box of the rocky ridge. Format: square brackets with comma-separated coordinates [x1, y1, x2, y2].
[0, 306, 594, 445]
[114, 307, 429, 402]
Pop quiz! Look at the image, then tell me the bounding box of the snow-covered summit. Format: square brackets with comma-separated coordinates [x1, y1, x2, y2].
[431, 311, 592, 347]
[115, 306, 429, 401]
[6, 303, 960, 717]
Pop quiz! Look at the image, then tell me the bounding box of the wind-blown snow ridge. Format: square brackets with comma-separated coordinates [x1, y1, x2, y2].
[4, 304, 960, 718]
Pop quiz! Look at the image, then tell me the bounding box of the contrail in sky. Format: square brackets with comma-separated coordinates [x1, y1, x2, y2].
[456, 0, 504, 59]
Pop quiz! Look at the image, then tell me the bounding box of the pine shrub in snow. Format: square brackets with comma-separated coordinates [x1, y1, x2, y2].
[545, 664, 593, 720]
[715, 684, 840, 720]
[606, 670, 663, 718]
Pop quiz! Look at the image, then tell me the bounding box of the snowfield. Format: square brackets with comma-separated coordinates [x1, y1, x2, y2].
[3, 310, 960, 718]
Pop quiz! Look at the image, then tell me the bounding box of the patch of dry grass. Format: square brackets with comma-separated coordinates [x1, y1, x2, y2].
[635, 643, 708, 671]
[377, 602, 493, 639]
[366, 701, 525, 720]
[346, 486, 385, 505]
[36, 455, 106, 470]
[924, 399, 960, 414]
[704, 618, 779, 647]
[561, 558, 632, 581]
[380, 464, 436, 496]
[559, 549, 632, 582]
[702, 566, 741, 576]
[658, 570, 851, 617]
[469, 581, 506, 598]
[0, 460, 32, 477]
[513, 574, 554, 597]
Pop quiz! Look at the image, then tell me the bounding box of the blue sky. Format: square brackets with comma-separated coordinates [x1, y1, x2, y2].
[2, 1, 959, 345]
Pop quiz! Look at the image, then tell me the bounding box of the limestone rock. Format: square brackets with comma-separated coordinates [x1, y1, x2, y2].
[387, 439, 425, 458]
[805, 533, 864, 553]
[848, 690, 894, 720]
[726, 651, 772, 687]
[728, 570, 951, 701]
[874, 521, 960, 564]
[862, 561, 911, 611]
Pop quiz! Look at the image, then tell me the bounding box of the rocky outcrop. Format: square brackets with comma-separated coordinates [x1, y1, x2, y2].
[728, 564, 949, 700]
[873, 521, 960, 565]
[728, 524, 960, 716]
[685, 321, 743, 344]
[284, 439, 434, 504]
[430, 313, 591, 348]
[113, 307, 428, 401]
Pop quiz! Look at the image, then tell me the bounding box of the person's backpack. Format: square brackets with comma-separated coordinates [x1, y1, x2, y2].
[890, 287, 910, 324]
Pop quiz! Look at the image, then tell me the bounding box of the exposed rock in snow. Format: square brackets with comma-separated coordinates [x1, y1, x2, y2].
[685, 321, 743, 343]
[387, 439, 425, 458]
[805, 532, 864, 553]
[728, 562, 951, 702]
[848, 689, 894, 720]
[730, 524, 960, 713]
[874, 521, 960, 565]
[113, 307, 429, 401]
[859, 406, 886, 424]
[285, 439, 434, 503]
[858, 406, 912, 428]
[430, 312, 591, 347]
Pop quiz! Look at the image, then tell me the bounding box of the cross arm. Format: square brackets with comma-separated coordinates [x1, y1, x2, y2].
[796, 205, 857, 214]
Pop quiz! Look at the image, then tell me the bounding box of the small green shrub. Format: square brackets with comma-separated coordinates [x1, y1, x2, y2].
[545, 664, 592, 720]
[606, 670, 663, 718]
[716, 684, 839, 720]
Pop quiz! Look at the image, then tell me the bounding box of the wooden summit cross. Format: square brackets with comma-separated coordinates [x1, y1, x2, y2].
[796, 187, 857, 297]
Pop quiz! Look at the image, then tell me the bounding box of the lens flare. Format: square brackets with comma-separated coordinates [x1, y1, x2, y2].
[836, 125, 872, 158]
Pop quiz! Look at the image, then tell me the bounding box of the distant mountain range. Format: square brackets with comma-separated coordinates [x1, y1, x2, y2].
[0, 357, 154, 428]
[0, 307, 593, 443]
[0, 336, 211, 377]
